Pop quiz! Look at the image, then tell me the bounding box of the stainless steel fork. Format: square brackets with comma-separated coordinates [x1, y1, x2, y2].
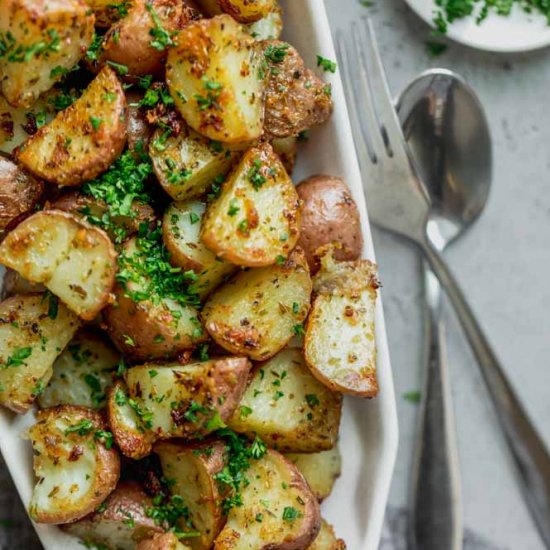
[335, 17, 550, 549]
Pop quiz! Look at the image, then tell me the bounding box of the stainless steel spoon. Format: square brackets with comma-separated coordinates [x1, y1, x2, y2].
[396, 69, 492, 550]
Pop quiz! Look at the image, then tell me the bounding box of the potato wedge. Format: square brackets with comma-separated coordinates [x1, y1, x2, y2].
[0, 155, 44, 233]
[62, 481, 164, 549]
[0, 293, 80, 413]
[16, 66, 127, 186]
[201, 142, 300, 267]
[1, 269, 45, 299]
[304, 252, 379, 397]
[163, 201, 237, 298]
[202, 247, 311, 361]
[263, 41, 333, 139]
[149, 125, 243, 201]
[37, 330, 120, 409]
[166, 15, 265, 143]
[138, 532, 192, 550]
[246, 5, 283, 41]
[0, 210, 117, 320]
[271, 136, 297, 175]
[216, 0, 275, 23]
[28, 405, 120, 524]
[214, 449, 320, 549]
[227, 349, 341, 452]
[286, 446, 342, 501]
[0, 0, 94, 108]
[155, 440, 228, 549]
[307, 519, 346, 550]
[108, 357, 251, 458]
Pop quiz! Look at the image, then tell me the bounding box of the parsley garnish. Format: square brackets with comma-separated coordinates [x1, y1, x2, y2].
[316, 55, 337, 73]
[247, 158, 266, 190]
[282, 506, 302, 522]
[65, 419, 94, 436]
[4, 347, 32, 368]
[264, 43, 290, 63]
[0, 29, 60, 63]
[305, 394, 320, 408]
[403, 390, 421, 404]
[145, 2, 174, 51]
[195, 78, 223, 110]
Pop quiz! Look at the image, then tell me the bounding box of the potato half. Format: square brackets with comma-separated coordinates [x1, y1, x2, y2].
[214, 449, 321, 549]
[0, 210, 117, 320]
[28, 405, 120, 524]
[16, 66, 127, 186]
[307, 519, 346, 550]
[202, 247, 311, 361]
[0, 293, 80, 413]
[201, 142, 300, 267]
[227, 349, 342, 453]
[0, 0, 94, 108]
[304, 252, 379, 397]
[166, 15, 265, 143]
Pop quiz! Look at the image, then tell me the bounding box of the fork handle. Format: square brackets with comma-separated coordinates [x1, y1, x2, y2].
[421, 240, 550, 547]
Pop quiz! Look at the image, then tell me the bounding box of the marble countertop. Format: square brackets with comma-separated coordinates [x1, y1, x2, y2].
[1, 1, 549, 549]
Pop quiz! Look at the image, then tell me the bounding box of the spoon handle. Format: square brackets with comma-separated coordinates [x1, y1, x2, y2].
[421, 240, 550, 547]
[409, 261, 462, 550]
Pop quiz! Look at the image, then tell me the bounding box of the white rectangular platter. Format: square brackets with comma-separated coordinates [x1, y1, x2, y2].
[0, 1, 398, 548]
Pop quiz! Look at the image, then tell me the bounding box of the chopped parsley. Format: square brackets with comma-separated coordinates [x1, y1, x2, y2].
[195, 78, 223, 111]
[84, 374, 106, 407]
[305, 394, 320, 408]
[292, 323, 305, 337]
[3, 347, 32, 368]
[247, 158, 267, 190]
[107, 60, 129, 76]
[94, 430, 114, 449]
[282, 506, 302, 522]
[239, 405, 253, 419]
[65, 419, 94, 436]
[403, 390, 421, 404]
[264, 42, 290, 63]
[146, 494, 199, 538]
[85, 33, 104, 63]
[90, 116, 102, 131]
[227, 199, 240, 217]
[145, 2, 174, 51]
[316, 55, 337, 73]
[0, 29, 60, 63]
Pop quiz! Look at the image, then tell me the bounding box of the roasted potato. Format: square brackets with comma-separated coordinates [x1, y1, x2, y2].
[126, 90, 153, 152]
[163, 201, 236, 297]
[227, 349, 341, 452]
[149, 125, 243, 201]
[297, 176, 363, 272]
[201, 142, 300, 267]
[263, 41, 333, 139]
[216, 0, 276, 23]
[155, 440, 228, 549]
[16, 66, 127, 186]
[0, 293, 80, 413]
[246, 5, 283, 40]
[0, 0, 94, 108]
[108, 357, 251, 458]
[307, 519, 346, 550]
[137, 532, 192, 550]
[304, 252, 379, 397]
[37, 330, 120, 409]
[62, 481, 164, 549]
[286, 446, 342, 501]
[1, 269, 45, 299]
[271, 136, 297, 175]
[0, 210, 117, 320]
[166, 15, 265, 143]
[214, 449, 321, 549]
[28, 405, 120, 524]
[202, 248, 311, 361]
[0, 155, 44, 234]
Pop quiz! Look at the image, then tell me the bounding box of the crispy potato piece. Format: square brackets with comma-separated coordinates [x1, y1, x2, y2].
[271, 136, 297, 175]
[304, 252, 379, 397]
[37, 330, 120, 409]
[16, 67, 127, 186]
[96, 0, 186, 78]
[201, 143, 300, 267]
[138, 532, 192, 550]
[163, 201, 236, 298]
[1, 269, 46, 299]
[108, 357, 251, 458]
[28, 405, 120, 524]
[166, 15, 265, 143]
[0, 210, 117, 320]
[286, 446, 342, 501]
[227, 349, 341, 452]
[149, 125, 243, 201]
[216, 0, 275, 23]
[0, 155, 44, 233]
[62, 481, 164, 549]
[202, 248, 311, 361]
[307, 519, 346, 550]
[297, 176, 363, 272]
[0, 293, 80, 413]
[263, 41, 333, 139]
[214, 449, 320, 549]
[245, 4, 283, 40]
[0, 0, 94, 108]
[155, 440, 228, 549]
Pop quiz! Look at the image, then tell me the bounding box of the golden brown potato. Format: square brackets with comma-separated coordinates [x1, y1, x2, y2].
[0, 293, 80, 413]
[108, 357, 251, 458]
[307, 519, 346, 550]
[216, 0, 275, 22]
[1, 269, 46, 299]
[126, 90, 153, 151]
[137, 532, 192, 550]
[304, 252, 379, 397]
[227, 349, 342, 453]
[271, 136, 297, 175]
[286, 446, 342, 501]
[202, 248, 312, 361]
[0, 0, 94, 108]
[155, 440, 228, 549]
[201, 142, 300, 267]
[0, 210, 117, 320]
[62, 481, 164, 549]
[297, 176, 363, 272]
[16, 67, 127, 186]
[28, 405, 120, 524]
[214, 449, 321, 549]
[263, 41, 333, 139]
[166, 15, 265, 143]
[0, 155, 44, 234]
[246, 4, 283, 40]
[163, 201, 236, 298]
